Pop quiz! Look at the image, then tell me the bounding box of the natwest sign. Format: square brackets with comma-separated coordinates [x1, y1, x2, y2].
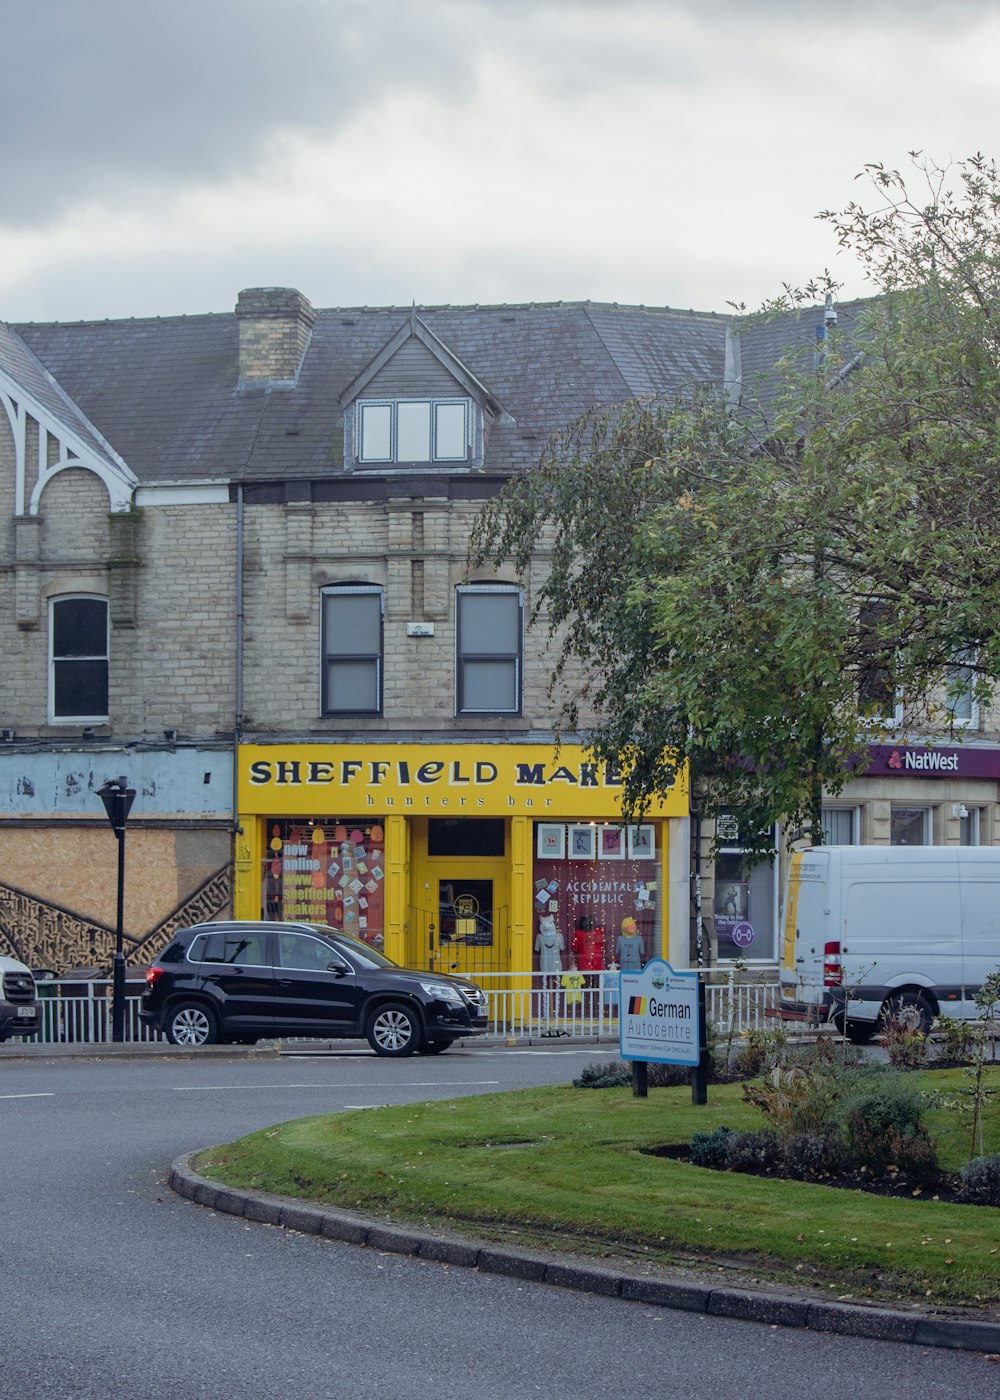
[866, 743, 1000, 780]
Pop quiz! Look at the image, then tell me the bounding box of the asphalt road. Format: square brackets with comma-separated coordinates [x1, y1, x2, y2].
[2, 1044, 998, 1399]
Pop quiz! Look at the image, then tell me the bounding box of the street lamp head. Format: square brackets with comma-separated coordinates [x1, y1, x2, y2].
[98, 777, 136, 833]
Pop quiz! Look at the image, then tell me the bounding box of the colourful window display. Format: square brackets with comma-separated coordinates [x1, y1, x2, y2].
[262, 818, 386, 949]
[531, 821, 660, 974]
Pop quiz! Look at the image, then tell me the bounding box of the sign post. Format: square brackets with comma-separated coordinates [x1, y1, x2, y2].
[97, 776, 136, 1043]
[619, 959, 704, 1105]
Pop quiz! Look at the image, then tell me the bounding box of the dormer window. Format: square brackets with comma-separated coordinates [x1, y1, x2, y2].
[357, 398, 470, 465]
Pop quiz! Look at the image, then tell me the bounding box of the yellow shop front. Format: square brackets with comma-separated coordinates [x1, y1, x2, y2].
[235, 743, 688, 977]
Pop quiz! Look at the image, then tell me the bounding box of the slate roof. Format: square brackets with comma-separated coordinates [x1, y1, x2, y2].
[736, 297, 873, 427]
[7, 299, 731, 486]
[0, 319, 128, 474]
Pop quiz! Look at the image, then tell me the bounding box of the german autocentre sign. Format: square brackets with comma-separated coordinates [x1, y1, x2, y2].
[619, 959, 700, 1067]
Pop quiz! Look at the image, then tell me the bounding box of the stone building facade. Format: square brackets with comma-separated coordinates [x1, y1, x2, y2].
[0, 292, 710, 974]
[2, 288, 998, 978]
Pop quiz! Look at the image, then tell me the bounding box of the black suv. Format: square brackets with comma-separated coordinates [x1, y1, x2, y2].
[140, 921, 489, 1056]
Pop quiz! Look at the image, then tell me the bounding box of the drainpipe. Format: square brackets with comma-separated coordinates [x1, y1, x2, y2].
[692, 805, 705, 967]
[232, 484, 244, 833]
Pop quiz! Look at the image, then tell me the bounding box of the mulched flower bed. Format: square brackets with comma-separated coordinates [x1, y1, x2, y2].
[645, 1142, 970, 1203]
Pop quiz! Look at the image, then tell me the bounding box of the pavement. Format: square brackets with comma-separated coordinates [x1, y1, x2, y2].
[0, 1038, 283, 1058]
[8, 1037, 1000, 1353]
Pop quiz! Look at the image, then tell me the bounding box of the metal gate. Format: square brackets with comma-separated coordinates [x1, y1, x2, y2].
[406, 901, 510, 978]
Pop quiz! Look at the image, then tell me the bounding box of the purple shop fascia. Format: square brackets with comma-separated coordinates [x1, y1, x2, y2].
[865, 743, 1000, 779]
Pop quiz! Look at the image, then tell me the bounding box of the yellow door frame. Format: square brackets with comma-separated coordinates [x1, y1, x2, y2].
[408, 818, 509, 976]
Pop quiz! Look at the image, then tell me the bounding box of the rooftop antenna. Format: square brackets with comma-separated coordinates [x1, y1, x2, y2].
[815, 292, 837, 372]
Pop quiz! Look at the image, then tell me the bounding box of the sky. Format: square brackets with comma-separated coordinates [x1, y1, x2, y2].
[1, 0, 997, 324]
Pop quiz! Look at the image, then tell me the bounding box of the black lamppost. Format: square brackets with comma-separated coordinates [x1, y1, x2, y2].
[97, 776, 136, 1042]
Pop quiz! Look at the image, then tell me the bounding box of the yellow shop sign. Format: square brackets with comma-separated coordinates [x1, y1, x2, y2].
[239, 743, 687, 818]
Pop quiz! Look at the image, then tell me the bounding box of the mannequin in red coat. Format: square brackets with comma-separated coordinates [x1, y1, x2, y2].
[572, 914, 604, 983]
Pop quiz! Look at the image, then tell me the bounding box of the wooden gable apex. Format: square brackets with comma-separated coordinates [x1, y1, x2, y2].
[337, 311, 505, 415]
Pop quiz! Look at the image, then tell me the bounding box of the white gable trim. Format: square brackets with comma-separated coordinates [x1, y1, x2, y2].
[338, 312, 505, 415]
[0, 365, 138, 515]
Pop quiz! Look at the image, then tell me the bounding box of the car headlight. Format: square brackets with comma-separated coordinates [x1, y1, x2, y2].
[418, 980, 465, 1003]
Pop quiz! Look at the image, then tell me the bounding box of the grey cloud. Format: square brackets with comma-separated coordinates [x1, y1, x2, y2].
[1, 0, 474, 224]
[5, 0, 992, 228]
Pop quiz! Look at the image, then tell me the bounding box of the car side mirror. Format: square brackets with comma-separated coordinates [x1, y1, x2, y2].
[327, 962, 349, 977]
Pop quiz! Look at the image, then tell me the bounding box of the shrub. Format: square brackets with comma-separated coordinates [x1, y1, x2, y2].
[573, 1060, 631, 1089]
[646, 1061, 694, 1088]
[881, 1014, 931, 1069]
[781, 1132, 844, 1180]
[728, 1027, 789, 1079]
[573, 1059, 695, 1089]
[793, 1035, 867, 1071]
[958, 1153, 1000, 1206]
[933, 1016, 983, 1064]
[840, 1075, 940, 1181]
[690, 1125, 734, 1168]
[742, 1063, 852, 1140]
[723, 1129, 781, 1173]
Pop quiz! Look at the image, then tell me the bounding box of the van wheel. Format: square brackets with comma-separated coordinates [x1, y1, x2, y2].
[166, 1002, 219, 1047]
[882, 992, 934, 1035]
[366, 1003, 421, 1057]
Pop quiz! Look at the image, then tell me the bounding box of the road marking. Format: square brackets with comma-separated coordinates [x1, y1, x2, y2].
[0, 1092, 55, 1099]
[172, 1080, 500, 1091]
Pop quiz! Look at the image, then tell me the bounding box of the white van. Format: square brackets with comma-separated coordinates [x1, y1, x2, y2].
[779, 846, 1000, 1041]
[0, 954, 40, 1041]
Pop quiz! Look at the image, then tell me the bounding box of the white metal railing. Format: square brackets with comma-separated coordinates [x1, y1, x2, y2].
[705, 978, 782, 1035]
[11, 981, 164, 1046]
[8, 974, 782, 1047]
[474, 972, 781, 1042]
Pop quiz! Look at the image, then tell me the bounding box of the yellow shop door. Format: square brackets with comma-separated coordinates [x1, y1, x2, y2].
[408, 818, 510, 978]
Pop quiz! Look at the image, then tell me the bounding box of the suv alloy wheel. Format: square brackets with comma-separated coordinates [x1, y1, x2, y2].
[167, 1002, 219, 1047]
[366, 1002, 421, 1056]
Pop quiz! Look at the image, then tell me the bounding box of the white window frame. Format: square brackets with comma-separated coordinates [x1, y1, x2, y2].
[358, 403, 393, 463]
[889, 805, 931, 846]
[456, 584, 522, 716]
[820, 806, 860, 845]
[960, 807, 982, 846]
[48, 594, 109, 724]
[945, 651, 980, 729]
[356, 398, 471, 465]
[321, 585, 383, 716]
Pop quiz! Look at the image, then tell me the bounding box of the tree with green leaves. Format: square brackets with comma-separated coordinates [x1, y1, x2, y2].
[469, 153, 1000, 861]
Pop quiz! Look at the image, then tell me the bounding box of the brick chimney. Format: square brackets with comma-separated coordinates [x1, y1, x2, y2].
[235, 287, 315, 385]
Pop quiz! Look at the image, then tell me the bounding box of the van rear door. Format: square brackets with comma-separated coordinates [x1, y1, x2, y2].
[780, 849, 833, 1013]
[958, 855, 1000, 1015]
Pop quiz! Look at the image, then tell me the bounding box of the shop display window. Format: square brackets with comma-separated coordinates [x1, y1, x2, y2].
[531, 821, 660, 974]
[262, 818, 386, 949]
[713, 821, 778, 962]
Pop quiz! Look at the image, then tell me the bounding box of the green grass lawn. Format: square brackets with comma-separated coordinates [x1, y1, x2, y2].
[195, 1067, 1000, 1308]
